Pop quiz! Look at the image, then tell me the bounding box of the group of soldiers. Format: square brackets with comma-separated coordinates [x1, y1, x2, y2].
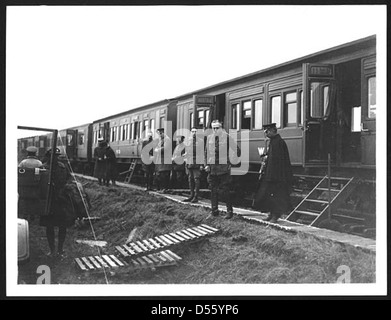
[139, 120, 293, 222]
[17, 119, 292, 259]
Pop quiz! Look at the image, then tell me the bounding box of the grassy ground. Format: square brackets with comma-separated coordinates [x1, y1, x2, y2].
[18, 178, 376, 285]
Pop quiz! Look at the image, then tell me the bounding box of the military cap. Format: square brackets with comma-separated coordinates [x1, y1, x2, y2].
[26, 146, 38, 153]
[263, 123, 277, 130]
[157, 128, 165, 133]
[211, 120, 222, 128]
[98, 137, 104, 142]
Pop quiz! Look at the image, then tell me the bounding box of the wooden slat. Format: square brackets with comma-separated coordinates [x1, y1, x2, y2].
[149, 238, 162, 248]
[75, 258, 88, 271]
[142, 239, 156, 250]
[102, 255, 118, 268]
[196, 226, 214, 234]
[181, 229, 198, 239]
[201, 224, 219, 232]
[147, 253, 161, 264]
[116, 245, 129, 257]
[155, 252, 167, 263]
[181, 230, 199, 239]
[81, 257, 95, 270]
[186, 228, 203, 237]
[140, 255, 154, 265]
[191, 227, 208, 236]
[165, 250, 182, 261]
[160, 251, 175, 263]
[169, 233, 185, 242]
[159, 235, 174, 245]
[136, 241, 149, 252]
[95, 256, 109, 268]
[123, 244, 136, 255]
[128, 242, 144, 254]
[175, 231, 192, 241]
[88, 256, 102, 269]
[110, 255, 126, 267]
[164, 234, 181, 244]
[154, 236, 169, 246]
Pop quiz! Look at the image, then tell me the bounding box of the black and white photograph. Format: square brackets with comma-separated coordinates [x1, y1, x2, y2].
[6, 4, 387, 299]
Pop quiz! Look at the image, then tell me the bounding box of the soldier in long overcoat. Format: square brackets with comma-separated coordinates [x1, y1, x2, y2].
[93, 138, 108, 185]
[253, 123, 293, 223]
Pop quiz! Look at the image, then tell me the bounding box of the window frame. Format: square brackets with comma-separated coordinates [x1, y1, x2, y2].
[283, 90, 299, 128]
[270, 94, 282, 129]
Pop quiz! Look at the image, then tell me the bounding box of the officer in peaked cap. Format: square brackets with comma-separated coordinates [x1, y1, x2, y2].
[262, 122, 277, 131]
[253, 122, 293, 223]
[18, 146, 43, 169]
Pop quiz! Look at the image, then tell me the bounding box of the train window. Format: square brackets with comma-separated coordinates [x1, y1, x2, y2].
[160, 116, 165, 129]
[284, 92, 297, 127]
[231, 104, 239, 129]
[241, 101, 251, 130]
[110, 127, 114, 142]
[310, 82, 330, 118]
[197, 110, 204, 128]
[190, 112, 194, 128]
[351, 106, 361, 132]
[253, 99, 263, 129]
[150, 118, 155, 133]
[78, 133, 85, 145]
[40, 140, 45, 148]
[205, 109, 210, 128]
[143, 119, 149, 138]
[126, 124, 131, 140]
[368, 77, 376, 118]
[67, 134, 74, 146]
[132, 122, 139, 139]
[271, 96, 281, 128]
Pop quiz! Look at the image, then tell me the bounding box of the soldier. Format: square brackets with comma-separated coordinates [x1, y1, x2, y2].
[93, 137, 108, 185]
[105, 142, 118, 186]
[141, 131, 156, 191]
[253, 123, 293, 223]
[154, 128, 172, 192]
[39, 148, 75, 258]
[204, 120, 241, 219]
[183, 127, 204, 203]
[170, 135, 186, 189]
[18, 146, 42, 168]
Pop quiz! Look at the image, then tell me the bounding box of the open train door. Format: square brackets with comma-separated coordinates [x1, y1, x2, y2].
[65, 129, 77, 159]
[302, 63, 337, 166]
[360, 55, 376, 166]
[193, 95, 215, 129]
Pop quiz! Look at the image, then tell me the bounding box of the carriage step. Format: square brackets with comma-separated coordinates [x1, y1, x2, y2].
[75, 250, 182, 272]
[115, 224, 219, 260]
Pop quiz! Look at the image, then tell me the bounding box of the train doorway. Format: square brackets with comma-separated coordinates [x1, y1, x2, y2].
[335, 59, 362, 165]
[302, 63, 337, 166]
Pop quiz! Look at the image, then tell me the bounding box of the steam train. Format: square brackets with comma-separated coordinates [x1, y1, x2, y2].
[18, 35, 377, 238]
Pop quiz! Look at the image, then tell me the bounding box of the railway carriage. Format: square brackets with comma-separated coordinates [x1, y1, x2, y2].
[90, 99, 178, 177]
[17, 35, 377, 238]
